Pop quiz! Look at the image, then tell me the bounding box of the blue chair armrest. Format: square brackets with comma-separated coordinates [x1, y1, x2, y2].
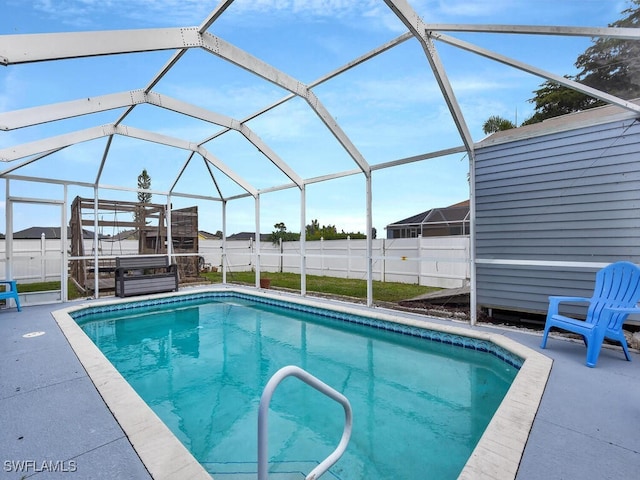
[547, 296, 591, 315]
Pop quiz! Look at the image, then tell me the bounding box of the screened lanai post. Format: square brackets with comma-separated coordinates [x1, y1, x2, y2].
[366, 174, 373, 307]
[5, 179, 13, 283]
[61, 184, 68, 302]
[93, 188, 99, 297]
[469, 152, 478, 326]
[166, 196, 173, 265]
[300, 184, 307, 296]
[255, 194, 261, 288]
[222, 200, 227, 285]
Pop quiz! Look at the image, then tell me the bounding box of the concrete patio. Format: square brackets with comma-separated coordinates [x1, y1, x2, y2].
[1, 292, 639, 479]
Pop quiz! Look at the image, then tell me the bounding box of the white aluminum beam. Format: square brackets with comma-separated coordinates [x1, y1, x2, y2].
[0, 125, 115, 161]
[198, 149, 258, 198]
[111, 124, 257, 196]
[200, 33, 301, 94]
[0, 91, 144, 130]
[114, 124, 198, 151]
[237, 124, 303, 187]
[202, 157, 225, 199]
[146, 93, 303, 186]
[0, 90, 227, 131]
[0, 122, 257, 197]
[0, 28, 202, 65]
[1, 89, 303, 188]
[141, 0, 233, 93]
[2, 173, 224, 202]
[384, 0, 475, 153]
[312, 32, 413, 86]
[426, 24, 640, 40]
[432, 31, 640, 115]
[94, 135, 114, 185]
[170, 151, 196, 192]
[200, 32, 414, 145]
[371, 145, 467, 171]
[304, 91, 371, 175]
[0, 148, 64, 176]
[199, 32, 371, 175]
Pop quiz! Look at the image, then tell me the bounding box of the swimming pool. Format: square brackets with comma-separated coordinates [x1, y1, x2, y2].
[55, 287, 552, 479]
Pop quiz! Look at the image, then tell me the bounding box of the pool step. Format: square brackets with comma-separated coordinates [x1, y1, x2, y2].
[203, 461, 341, 479]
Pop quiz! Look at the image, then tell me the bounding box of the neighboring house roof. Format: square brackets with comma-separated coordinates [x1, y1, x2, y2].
[12, 226, 104, 240]
[387, 200, 470, 228]
[103, 229, 137, 241]
[227, 232, 270, 241]
[198, 230, 221, 240]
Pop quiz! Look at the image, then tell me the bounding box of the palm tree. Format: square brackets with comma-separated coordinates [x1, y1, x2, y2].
[482, 115, 516, 134]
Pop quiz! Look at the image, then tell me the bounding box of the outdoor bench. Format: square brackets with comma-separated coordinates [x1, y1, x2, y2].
[114, 256, 178, 298]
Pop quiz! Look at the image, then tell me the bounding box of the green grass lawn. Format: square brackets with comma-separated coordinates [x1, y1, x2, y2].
[16, 280, 82, 299]
[200, 271, 439, 303]
[15, 272, 438, 303]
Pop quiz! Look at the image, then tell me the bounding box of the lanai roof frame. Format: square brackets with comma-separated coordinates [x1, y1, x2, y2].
[0, 0, 639, 320]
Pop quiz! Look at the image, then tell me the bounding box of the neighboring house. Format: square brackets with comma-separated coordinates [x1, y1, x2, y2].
[102, 229, 137, 242]
[198, 230, 221, 240]
[227, 232, 271, 242]
[385, 200, 470, 239]
[12, 226, 101, 240]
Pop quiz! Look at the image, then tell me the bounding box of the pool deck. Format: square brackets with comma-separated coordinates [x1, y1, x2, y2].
[1, 286, 639, 479]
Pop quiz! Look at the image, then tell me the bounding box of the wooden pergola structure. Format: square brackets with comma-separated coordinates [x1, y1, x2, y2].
[69, 196, 198, 294]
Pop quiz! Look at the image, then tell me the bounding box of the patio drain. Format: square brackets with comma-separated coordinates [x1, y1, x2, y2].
[22, 331, 46, 338]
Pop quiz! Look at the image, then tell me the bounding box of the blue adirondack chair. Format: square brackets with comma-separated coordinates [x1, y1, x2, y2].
[0, 280, 21, 312]
[540, 261, 640, 367]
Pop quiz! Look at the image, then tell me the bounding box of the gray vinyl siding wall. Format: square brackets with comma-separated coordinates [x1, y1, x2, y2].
[474, 116, 640, 315]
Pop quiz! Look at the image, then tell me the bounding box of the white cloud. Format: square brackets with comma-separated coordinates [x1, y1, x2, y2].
[231, 0, 379, 17]
[30, 0, 214, 28]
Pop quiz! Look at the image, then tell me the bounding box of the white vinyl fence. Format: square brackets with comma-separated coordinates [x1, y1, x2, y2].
[1, 235, 470, 289]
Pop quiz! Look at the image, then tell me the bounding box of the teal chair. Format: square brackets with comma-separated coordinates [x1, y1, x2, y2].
[0, 280, 21, 312]
[541, 261, 640, 367]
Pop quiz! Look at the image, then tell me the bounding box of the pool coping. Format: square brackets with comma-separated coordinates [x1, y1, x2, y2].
[53, 286, 553, 480]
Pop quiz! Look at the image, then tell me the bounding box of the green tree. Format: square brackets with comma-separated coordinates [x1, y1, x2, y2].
[521, 79, 601, 126]
[482, 115, 516, 134]
[525, 1, 640, 125]
[305, 219, 367, 240]
[270, 222, 300, 245]
[137, 169, 151, 203]
[134, 169, 152, 228]
[575, 0, 640, 98]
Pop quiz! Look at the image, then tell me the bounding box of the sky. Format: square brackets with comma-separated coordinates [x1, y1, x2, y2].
[0, 0, 632, 237]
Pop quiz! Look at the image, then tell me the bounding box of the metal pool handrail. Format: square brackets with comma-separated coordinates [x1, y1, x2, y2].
[257, 365, 353, 480]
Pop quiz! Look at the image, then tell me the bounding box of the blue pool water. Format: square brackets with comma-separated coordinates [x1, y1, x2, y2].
[73, 293, 519, 479]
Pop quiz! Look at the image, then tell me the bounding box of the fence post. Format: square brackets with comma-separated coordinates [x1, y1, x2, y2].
[347, 235, 351, 278]
[40, 232, 46, 281]
[380, 238, 385, 283]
